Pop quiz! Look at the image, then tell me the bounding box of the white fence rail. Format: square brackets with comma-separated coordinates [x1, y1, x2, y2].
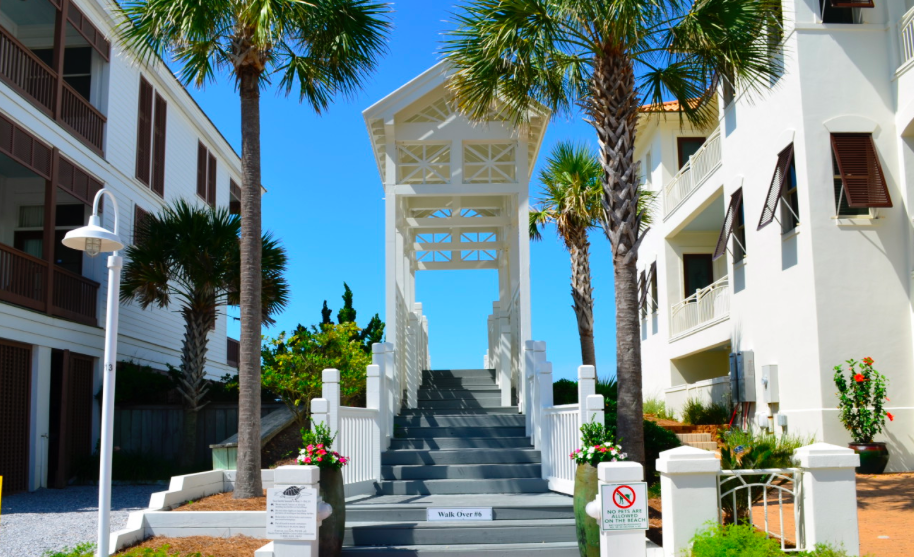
[719, 468, 805, 552]
[901, 7, 914, 66]
[670, 275, 730, 338]
[542, 405, 580, 494]
[338, 407, 381, 488]
[663, 128, 722, 217]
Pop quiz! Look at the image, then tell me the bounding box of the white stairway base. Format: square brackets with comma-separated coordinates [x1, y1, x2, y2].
[254, 540, 663, 557]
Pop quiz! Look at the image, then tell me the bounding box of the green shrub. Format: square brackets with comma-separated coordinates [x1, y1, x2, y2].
[643, 397, 675, 421]
[553, 379, 578, 405]
[719, 428, 812, 471]
[682, 398, 731, 425]
[43, 543, 96, 557]
[796, 543, 875, 557]
[605, 410, 680, 482]
[689, 522, 784, 557]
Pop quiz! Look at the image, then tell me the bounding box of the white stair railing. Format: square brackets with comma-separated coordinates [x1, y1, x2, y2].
[901, 6, 914, 67]
[670, 275, 730, 338]
[663, 128, 722, 217]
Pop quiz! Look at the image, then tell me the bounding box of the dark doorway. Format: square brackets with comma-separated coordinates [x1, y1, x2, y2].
[677, 137, 706, 169]
[683, 254, 714, 297]
[0, 340, 32, 494]
[48, 350, 95, 488]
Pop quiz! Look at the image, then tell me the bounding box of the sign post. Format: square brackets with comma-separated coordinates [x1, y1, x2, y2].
[268, 466, 332, 557]
[585, 461, 647, 557]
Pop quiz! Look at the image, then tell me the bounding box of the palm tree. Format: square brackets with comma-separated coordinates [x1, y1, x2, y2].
[117, 0, 391, 497]
[443, 0, 782, 462]
[121, 200, 289, 470]
[529, 141, 604, 370]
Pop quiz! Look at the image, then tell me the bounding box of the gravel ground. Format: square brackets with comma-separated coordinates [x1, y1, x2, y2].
[0, 485, 161, 557]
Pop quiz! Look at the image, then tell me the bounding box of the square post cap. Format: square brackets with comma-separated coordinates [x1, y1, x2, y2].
[274, 465, 320, 485]
[538, 361, 553, 375]
[586, 395, 605, 412]
[578, 365, 596, 380]
[367, 364, 380, 377]
[524, 340, 536, 350]
[657, 446, 722, 475]
[311, 398, 329, 413]
[322, 368, 340, 383]
[598, 461, 644, 483]
[794, 443, 860, 469]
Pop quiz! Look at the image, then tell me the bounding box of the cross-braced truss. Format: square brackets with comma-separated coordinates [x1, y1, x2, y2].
[397, 142, 451, 184]
[405, 197, 508, 271]
[464, 142, 517, 184]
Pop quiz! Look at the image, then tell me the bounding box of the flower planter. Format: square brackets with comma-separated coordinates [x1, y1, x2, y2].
[573, 463, 600, 557]
[849, 442, 889, 475]
[318, 467, 345, 557]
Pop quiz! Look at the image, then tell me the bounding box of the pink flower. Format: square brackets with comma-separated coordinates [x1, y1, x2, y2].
[316, 457, 322, 462]
[317, 444, 324, 449]
[319, 449, 327, 455]
[304, 457, 312, 464]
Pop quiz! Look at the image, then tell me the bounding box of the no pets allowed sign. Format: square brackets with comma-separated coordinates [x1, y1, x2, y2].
[599, 482, 649, 531]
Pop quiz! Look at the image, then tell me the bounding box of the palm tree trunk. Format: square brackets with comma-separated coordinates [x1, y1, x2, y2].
[179, 307, 211, 469]
[235, 67, 264, 499]
[568, 227, 596, 370]
[590, 48, 645, 464]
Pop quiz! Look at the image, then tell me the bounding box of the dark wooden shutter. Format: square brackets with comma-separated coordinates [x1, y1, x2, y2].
[196, 142, 208, 199]
[134, 205, 150, 244]
[649, 261, 658, 312]
[714, 188, 744, 261]
[151, 93, 167, 197]
[0, 340, 32, 494]
[638, 269, 648, 312]
[57, 156, 102, 207]
[0, 112, 53, 179]
[831, 133, 892, 208]
[830, 0, 874, 7]
[207, 153, 217, 207]
[757, 144, 794, 230]
[66, 2, 111, 59]
[135, 78, 153, 185]
[230, 179, 241, 215]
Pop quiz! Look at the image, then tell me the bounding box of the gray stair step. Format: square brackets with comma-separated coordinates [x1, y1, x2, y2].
[394, 415, 525, 428]
[381, 448, 540, 466]
[381, 463, 541, 480]
[399, 407, 519, 416]
[342, 541, 580, 556]
[421, 378, 497, 387]
[389, 437, 533, 450]
[418, 391, 502, 401]
[345, 519, 574, 546]
[394, 427, 526, 439]
[376, 478, 550, 495]
[423, 369, 495, 379]
[417, 399, 506, 409]
[345, 493, 573, 522]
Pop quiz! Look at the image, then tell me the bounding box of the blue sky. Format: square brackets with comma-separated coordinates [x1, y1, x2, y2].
[188, 0, 618, 383]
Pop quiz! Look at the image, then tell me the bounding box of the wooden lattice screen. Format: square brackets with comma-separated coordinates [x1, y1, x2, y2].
[0, 340, 32, 494]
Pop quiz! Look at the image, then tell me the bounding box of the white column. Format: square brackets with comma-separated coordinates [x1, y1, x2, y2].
[498, 323, 512, 407]
[270, 465, 332, 557]
[321, 369, 340, 437]
[29, 345, 51, 491]
[535, 361, 553, 449]
[578, 365, 597, 427]
[657, 446, 721, 557]
[794, 443, 861, 555]
[365, 365, 383, 483]
[585, 461, 647, 557]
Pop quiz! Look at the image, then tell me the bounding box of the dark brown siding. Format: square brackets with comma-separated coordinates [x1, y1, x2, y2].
[0, 112, 53, 179]
[134, 205, 150, 245]
[58, 156, 103, 207]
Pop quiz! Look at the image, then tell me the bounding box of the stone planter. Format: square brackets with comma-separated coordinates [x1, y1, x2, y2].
[573, 463, 600, 557]
[319, 467, 345, 557]
[849, 442, 889, 475]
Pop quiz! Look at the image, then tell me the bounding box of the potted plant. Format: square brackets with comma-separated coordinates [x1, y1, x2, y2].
[833, 357, 892, 474]
[570, 419, 626, 557]
[299, 422, 349, 556]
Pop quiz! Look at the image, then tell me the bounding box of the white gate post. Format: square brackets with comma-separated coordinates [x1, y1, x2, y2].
[535, 361, 553, 449]
[657, 446, 721, 557]
[270, 465, 332, 557]
[794, 443, 861, 555]
[321, 369, 340, 438]
[498, 324, 512, 407]
[578, 365, 597, 427]
[584, 395, 604, 427]
[585, 461, 646, 557]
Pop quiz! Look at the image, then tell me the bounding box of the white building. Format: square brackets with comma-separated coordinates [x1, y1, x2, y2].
[637, 0, 914, 471]
[0, 0, 244, 492]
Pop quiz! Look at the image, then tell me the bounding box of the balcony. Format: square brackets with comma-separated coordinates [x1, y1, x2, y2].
[670, 275, 729, 340]
[0, 243, 99, 326]
[901, 7, 914, 69]
[663, 128, 722, 218]
[0, 2, 108, 153]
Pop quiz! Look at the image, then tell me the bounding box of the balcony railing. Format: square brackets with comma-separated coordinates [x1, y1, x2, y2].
[0, 243, 99, 326]
[227, 337, 240, 368]
[901, 6, 914, 67]
[663, 128, 722, 218]
[670, 275, 729, 339]
[0, 25, 106, 153]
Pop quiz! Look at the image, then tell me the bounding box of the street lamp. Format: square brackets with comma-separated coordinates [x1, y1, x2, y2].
[62, 189, 124, 557]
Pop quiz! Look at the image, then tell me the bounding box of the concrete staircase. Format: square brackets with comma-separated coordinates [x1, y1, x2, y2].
[675, 432, 718, 451]
[342, 369, 579, 555]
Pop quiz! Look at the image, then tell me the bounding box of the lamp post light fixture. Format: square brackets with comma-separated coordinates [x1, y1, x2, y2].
[62, 188, 124, 557]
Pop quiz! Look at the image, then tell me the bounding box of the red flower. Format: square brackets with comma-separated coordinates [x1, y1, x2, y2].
[887, 412, 895, 422]
[854, 374, 866, 383]
[863, 357, 874, 366]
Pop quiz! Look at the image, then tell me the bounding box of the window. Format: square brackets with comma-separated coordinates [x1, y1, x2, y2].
[134, 205, 150, 245]
[831, 133, 891, 216]
[135, 77, 167, 196]
[714, 189, 746, 261]
[683, 254, 714, 298]
[757, 143, 796, 230]
[197, 142, 217, 207]
[820, 0, 872, 24]
[677, 137, 706, 169]
[230, 179, 241, 215]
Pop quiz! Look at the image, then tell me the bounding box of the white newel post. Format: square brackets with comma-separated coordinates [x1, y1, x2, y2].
[498, 324, 512, 407]
[366, 364, 383, 483]
[578, 365, 597, 427]
[529, 342, 546, 442]
[269, 465, 332, 557]
[523, 341, 535, 436]
[383, 342, 398, 416]
[372, 343, 395, 449]
[321, 369, 340, 437]
[584, 395, 604, 426]
[657, 446, 721, 557]
[585, 461, 647, 557]
[407, 307, 420, 408]
[794, 443, 861, 555]
[535, 361, 553, 449]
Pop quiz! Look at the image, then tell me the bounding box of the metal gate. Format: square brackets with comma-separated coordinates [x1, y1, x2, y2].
[719, 468, 805, 552]
[0, 339, 32, 493]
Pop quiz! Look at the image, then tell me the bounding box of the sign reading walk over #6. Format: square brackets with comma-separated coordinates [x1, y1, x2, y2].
[599, 482, 649, 531]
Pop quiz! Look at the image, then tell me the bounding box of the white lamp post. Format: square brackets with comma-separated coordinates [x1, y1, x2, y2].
[62, 189, 124, 557]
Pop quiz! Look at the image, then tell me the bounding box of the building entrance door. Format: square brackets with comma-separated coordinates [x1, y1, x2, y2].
[48, 349, 95, 488]
[0, 339, 32, 493]
[683, 254, 714, 298]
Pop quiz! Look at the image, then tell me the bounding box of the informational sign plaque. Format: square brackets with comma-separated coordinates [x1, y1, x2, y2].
[266, 486, 318, 540]
[599, 482, 649, 531]
[426, 507, 493, 521]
